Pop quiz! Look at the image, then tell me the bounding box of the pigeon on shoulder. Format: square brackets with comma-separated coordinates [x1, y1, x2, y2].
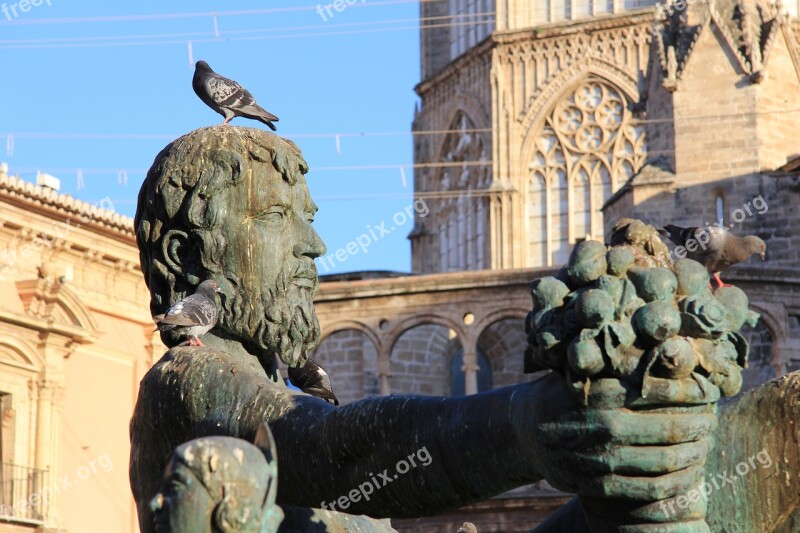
[659, 224, 766, 287]
[288, 359, 340, 406]
[192, 60, 280, 130]
[153, 280, 222, 346]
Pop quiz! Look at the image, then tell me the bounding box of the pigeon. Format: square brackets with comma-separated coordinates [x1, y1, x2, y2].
[457, 523, 478, 533]
[288, 359, 340, 406]
[192, 60, 280, 131]
[659, 224, 766, 287]
[153, 280, 222, 346]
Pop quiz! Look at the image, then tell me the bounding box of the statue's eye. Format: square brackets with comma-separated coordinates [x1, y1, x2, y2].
[260, 206, 288, 223]
[168, 479, 186, 494]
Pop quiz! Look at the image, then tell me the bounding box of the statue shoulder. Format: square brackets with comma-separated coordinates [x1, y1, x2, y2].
[140, 345, 267, 393]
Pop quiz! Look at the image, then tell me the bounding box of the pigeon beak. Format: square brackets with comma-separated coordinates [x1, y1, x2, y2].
[760, 253, 765, 261]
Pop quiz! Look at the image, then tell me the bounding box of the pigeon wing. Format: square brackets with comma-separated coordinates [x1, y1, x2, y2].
[157, 295, 216, 327]
[288, 362, 340, 406]
[207, 75, 258, 111]
[685, 226, 727, 270]
[302, 386, 340, 406]
[238, 102, 279, 122]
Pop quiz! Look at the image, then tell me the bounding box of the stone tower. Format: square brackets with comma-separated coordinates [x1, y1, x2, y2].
[411, 0, 800, 273]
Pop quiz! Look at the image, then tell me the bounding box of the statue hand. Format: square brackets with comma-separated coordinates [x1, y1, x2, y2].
[529, 372, 716, 504]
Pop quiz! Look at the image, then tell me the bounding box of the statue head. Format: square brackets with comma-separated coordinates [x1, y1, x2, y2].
[135, 127, 326, 366]
[149, 427, 283, 533]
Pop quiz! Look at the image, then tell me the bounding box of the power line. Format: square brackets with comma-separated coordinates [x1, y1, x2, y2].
[0, 0, 447, 27]
[0, 128, 493, 141]
[3, 106, 800, 144]
[81, 188, 511, 206]
[0, 18, 495, 50]
[0, 10, 495, 46]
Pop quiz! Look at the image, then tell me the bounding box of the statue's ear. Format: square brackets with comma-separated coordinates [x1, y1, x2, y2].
[161, 229, 200, 286]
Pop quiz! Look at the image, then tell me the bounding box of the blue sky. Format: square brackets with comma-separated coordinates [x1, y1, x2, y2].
[0, 0, 422, 274]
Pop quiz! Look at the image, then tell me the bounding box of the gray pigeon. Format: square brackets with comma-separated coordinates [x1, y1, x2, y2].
[192, 60, 279, 131]
[153, 280, 222, 346]
[288, 359, 339, 406]
[659, 224, 766, 287]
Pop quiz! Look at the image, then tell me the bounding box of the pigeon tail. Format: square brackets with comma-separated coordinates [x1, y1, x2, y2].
[659, 224, 694, 246]
[256, 115, 278, 132]
[247, 105, 279, 131]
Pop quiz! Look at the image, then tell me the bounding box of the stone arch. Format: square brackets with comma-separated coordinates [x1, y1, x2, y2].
[308, 328, 379, 405]
[388, 321, 463, 396]
[521, 69, 646, 267]
[471, 307, 529, 335]
[426, 106, 492, 272]
[319, 320, 381, 355]
[432, 90, 492, 164]
[739, 302, 786, 388]
[55, 285, 100, 333]
[0, 335, 42, 371]
[519, 58, 641, 140]
[476, 316, 532, 389]
[386, 314, 464, 355]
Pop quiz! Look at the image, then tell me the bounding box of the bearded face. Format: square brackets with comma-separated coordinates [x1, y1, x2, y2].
[160, 155, 326, 365]
[217, 264, 321, 368]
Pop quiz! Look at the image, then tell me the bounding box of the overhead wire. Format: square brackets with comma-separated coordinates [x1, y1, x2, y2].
[3, 107, 800, 144]
[2, 1, 790, 205]
[0, 19, 496, 50]
[0, 10, 495, 46]
[0, 0, 449, 26]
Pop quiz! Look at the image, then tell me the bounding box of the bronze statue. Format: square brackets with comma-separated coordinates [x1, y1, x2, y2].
[149, 424, 283, 533]
[130, 127, 799, 532]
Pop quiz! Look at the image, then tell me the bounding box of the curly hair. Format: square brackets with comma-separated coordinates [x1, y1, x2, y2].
[135, 126, 308, 319]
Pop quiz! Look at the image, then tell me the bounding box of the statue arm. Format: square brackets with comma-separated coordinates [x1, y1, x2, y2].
[171, 349, 718, 520]
[248, 378, 546, 516]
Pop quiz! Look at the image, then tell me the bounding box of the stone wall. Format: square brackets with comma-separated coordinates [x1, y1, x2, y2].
[311, 330, 379, 405]
[389, 325, 456, 396]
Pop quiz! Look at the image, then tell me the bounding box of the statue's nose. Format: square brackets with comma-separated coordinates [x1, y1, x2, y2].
[294, 226, 326, 259]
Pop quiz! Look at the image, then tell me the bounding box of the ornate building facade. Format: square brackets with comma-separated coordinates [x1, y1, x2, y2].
[310, 1, 800, 529]
[0, 166, 161, 533]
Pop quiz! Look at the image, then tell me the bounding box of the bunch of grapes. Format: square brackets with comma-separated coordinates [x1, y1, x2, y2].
[524, 221, 759, 404]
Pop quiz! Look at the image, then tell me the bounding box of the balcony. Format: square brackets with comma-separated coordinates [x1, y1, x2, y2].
[0, 463, 48, 525]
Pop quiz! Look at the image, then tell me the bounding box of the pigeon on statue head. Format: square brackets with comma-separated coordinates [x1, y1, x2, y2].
[192, 60, 280, 131]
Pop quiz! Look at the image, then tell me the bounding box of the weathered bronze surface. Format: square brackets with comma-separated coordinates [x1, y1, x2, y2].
[130, 127, 798, 532]
[149, 425, 283, 532]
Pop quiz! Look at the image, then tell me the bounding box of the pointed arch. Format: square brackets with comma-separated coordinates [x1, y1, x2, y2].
[429, 107, 492, 272]
[521, 68, 646, 267]
[519, 57, 641, 144]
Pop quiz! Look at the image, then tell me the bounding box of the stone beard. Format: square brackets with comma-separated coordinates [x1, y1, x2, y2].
[216, 264, 321, 368]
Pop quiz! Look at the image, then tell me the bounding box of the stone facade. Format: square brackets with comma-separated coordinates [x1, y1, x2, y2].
[312, 1, 800, 529]
[338, 0, 796, 414]
[0, 166, 162, 533]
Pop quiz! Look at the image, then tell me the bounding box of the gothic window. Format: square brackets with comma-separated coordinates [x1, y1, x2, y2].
[716, 195, 725, 225]
[574, 167, 591, 240]
[527, 78, 646, 267]
[430, 113, 490, 272]
[529, 176, 547, 266]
